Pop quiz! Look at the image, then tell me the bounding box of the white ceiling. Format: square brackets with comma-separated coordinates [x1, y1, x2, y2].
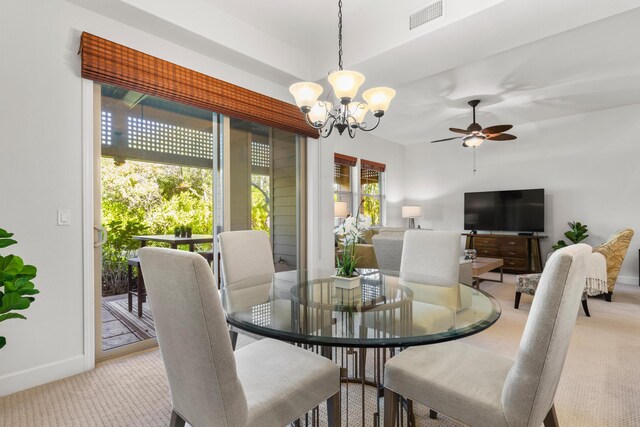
[70, 0, 640, 145]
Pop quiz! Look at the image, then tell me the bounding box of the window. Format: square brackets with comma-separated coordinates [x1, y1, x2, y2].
[360, 159, 386, 225]
[334, 153, 357, 217]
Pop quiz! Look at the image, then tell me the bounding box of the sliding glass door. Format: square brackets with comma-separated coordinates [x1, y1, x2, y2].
[94, 83, 306, 359]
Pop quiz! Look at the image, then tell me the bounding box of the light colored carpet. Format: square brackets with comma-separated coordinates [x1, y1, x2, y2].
[1, 275, 639, 426]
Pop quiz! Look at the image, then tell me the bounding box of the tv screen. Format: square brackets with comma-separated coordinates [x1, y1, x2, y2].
[464, 189, 544, 232]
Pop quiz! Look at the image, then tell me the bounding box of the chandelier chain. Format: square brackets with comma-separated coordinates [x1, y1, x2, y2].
[338, 0, 343, 70]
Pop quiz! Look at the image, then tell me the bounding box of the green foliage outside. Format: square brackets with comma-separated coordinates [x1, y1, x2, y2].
[552, 221, 589, 251]
[0, 228, 39, 350]
[101, 158, 214, 296]
[361, 183, 381, 225]
[251, 175, 270, 234]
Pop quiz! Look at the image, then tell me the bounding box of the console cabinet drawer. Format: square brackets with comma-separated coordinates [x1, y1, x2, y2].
[499, 238, 527, 250]
[502, 257, 528, 271]
[473, 237, 498, 248]
[476, 247, 499, 257]
[499, 247, 528, 258]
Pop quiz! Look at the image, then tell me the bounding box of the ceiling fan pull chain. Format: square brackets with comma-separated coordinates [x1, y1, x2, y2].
[473, 147, 477, 175]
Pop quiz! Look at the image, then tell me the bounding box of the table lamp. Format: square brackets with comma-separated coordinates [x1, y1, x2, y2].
[334, 201, 349, 218]
[402, 205, 422, 228]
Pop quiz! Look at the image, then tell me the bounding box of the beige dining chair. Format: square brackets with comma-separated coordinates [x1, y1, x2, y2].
[138, 247, 341, 427]
[383, 243, 591, 427]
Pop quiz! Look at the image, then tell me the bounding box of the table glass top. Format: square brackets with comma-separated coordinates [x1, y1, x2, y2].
[221, 269, 501, 348]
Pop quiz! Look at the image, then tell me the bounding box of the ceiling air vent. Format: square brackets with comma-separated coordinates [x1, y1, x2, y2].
[409, 0, 444, 30]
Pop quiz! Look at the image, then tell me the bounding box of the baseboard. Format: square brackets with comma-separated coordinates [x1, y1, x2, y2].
[616, 275, 639, 286]
[0, 355, 86, 397]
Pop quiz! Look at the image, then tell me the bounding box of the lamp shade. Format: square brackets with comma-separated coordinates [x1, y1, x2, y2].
[362, 87, 396, 114]
[328, 70, 365, 100]
[463, 134, 485, 148]
[401, 205, 422, 218]
[334, 201, 349, 218]
[308, 101, 332, 125]
[289, 82, 323, 110]
[347, 102, 369, 125]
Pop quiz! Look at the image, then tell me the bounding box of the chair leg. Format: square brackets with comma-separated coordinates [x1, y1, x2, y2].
[170, 410, 186, 427]
[605, 291, 612, 302]
[137, 268, 145, 318]
[543, 404, 559, 427]
[326, 391, 341, 427]
[514, 291, 522, 309]
[229, 330, 238, 350]
[384, 388, 399, 427]
[127, 264, 133, 312]
[581, 299, 591, 317]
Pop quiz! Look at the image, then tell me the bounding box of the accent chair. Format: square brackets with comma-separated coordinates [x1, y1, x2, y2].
[383, 243, 592, 427]
[592, 228, 634, 301]
[139, 247, 341, 427]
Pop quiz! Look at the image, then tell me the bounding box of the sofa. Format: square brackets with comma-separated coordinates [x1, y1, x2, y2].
[372, 228, 473, 286]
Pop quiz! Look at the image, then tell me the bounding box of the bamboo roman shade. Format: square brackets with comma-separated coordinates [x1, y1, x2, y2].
[361, 159, 386, 172]
[79, 32, 317, 138]
[334, 153, 357, 167]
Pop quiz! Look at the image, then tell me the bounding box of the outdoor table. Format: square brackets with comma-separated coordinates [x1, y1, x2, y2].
[220, 268, 501, 426]
[133, 234, 213, 252]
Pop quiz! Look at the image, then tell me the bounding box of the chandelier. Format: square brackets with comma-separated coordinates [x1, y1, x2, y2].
[289, 0, 396, 138]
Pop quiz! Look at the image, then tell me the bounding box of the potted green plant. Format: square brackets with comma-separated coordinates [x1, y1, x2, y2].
[174, 226, 181, 237]
[334, 212, 372, 288]
[0, 228, 39, 349]
[185, 226, 193, 238]
[552, 221, 589, 250]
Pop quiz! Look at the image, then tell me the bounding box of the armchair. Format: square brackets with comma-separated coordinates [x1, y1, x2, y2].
[592, 228, 634, 301]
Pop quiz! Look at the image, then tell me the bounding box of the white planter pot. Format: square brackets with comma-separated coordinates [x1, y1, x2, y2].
[331, 274, 361, 289]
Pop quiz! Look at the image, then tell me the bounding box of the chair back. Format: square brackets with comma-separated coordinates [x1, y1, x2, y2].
[501, 244, 590, 427]
[219, 230, 275, 288]
[593, 228, 634, 289]
[400, 230, 461, 286]
[138, 247, 248, 427]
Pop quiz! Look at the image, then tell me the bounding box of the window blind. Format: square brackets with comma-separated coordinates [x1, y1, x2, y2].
[79, 32, 317, 139]
[334, 153, 357, 167]
[361, 159, 386, 172]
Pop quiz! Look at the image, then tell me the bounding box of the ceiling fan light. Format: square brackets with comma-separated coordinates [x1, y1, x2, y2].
[328, 70, 365, 103]
[308, 101, 332, 125]
[289, 82, 323, 112]
[463, 135, 485, 148]
[347, 102, 369, 125]
[362, 87, 396, 115]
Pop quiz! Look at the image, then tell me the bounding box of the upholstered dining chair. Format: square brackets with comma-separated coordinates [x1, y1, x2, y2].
[138, 247, 341, 427]
[383, 243, 592, 427]
[398, 230, 471, 333]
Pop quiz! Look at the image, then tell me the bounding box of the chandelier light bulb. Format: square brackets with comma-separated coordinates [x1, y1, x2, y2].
[289, 82, 323, 112]
[308, 101, 332, 125]
[362, 87, 396, 116]
[328, 70, 365, 103]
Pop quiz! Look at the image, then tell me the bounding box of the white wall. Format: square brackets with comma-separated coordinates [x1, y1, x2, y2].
[0, 0, 293, 396]
[403, 103, 640, 283]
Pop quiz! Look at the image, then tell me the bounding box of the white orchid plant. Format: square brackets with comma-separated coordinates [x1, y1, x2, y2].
[335, 212, 372, 278]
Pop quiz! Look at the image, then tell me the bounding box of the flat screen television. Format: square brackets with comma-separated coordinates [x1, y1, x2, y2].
[464, 189, 544, 232]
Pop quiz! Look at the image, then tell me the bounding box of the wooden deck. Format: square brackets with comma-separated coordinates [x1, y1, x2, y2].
[102, 294, 156, 351]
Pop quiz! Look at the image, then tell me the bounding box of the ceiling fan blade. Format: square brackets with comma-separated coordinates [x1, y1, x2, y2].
[487, 133, 517, 141]
[482, 124, 513, 135]
[449, 127, 471, 135]
[431, 137, 462, 143]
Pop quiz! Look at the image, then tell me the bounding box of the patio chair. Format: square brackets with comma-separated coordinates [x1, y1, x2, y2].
[138, 247, 341, 427]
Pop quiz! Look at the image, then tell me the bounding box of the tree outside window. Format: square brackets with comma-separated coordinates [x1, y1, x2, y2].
[360, 161, 385, 226]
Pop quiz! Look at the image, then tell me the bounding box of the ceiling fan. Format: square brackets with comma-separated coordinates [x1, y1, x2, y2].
[430, 99, 516, 147]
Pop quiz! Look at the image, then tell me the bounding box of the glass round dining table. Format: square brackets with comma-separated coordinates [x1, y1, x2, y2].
[220, 268, 501, 426]
[220, 268, 501, 349]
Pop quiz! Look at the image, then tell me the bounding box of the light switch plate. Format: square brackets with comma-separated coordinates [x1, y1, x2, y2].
[57, 209, 71, 226]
